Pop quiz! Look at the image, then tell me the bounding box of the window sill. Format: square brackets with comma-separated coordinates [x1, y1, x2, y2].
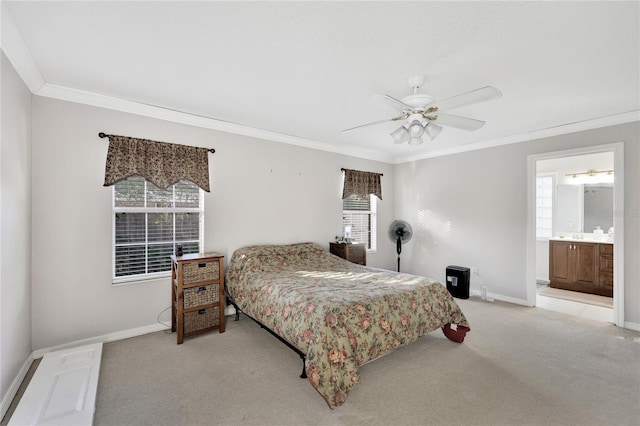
[112, 273, 171, 286]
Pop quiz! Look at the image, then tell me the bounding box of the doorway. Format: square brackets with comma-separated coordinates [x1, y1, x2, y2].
[526, 143, 624, 327]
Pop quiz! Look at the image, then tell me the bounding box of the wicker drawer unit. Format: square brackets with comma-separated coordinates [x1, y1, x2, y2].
[171, 252, 225, 344]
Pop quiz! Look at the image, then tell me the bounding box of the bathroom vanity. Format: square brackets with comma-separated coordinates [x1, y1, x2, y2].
[548, 237, 613, 297]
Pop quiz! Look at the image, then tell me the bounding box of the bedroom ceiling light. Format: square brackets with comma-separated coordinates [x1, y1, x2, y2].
[565, 169, 614, 184]
[425, 122, 443, 140]
[407, 120, 425, 145]
[392, 120, 443, 145]
[391, 125, 410, 144]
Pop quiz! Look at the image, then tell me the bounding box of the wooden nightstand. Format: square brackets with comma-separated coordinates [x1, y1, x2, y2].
[171, 252, 225, 344]
[329, 242, 366, 266]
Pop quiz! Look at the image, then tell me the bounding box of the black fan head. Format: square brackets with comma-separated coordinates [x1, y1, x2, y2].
[389, 220, 413, 243]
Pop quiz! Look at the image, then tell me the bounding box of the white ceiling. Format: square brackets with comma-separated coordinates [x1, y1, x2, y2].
[3, 1, 639, 163]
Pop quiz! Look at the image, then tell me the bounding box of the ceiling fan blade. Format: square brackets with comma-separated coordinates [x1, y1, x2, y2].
[426, 86, 502, 111]
[341, 113, 409, 132]
[429, 113, 485, 131]
[372, 94, 413, 111]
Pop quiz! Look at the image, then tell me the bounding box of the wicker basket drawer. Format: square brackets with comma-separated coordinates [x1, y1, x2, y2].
[184, 307, 220, 334]
[183, 260, 220, 284]
[183, 284, 219, 309]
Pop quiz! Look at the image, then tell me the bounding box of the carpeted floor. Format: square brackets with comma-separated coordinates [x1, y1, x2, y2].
[90, 297, 640, 426]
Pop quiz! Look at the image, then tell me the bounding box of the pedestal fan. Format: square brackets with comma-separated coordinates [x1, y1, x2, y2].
[389, 220, 413, 272]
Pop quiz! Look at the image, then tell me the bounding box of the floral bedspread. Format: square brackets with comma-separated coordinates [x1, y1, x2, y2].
[225, 242, 469, 409]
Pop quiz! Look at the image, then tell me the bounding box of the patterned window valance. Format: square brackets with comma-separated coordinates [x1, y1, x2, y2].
[341, 168, 383, 200]
[102, 133, 212, 192]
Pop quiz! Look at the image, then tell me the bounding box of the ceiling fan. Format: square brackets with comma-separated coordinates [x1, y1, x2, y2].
[342, 75, 502, 145]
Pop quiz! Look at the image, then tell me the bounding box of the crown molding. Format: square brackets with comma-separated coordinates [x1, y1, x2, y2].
[392, 110, 639, 164]
[31, 81, 640, 167]
[34, 83, 395, 164]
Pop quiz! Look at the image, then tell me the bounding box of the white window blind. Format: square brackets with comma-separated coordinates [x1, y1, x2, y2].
[113, 177, 203, 283]
[342, 194, 377, 250]
[536, 175, 554, 239]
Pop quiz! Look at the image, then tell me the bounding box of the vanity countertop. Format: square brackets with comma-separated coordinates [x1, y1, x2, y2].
[549, 236, 613, 244]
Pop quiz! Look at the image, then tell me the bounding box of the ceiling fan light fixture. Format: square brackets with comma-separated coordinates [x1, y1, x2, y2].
[407, 120, 425, 137]
[391, 126, 410, 144]
[408, 136, 424, 146]
[425, 122, 443, 140]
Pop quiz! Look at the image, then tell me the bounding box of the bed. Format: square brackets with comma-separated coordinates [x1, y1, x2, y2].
[224, 242, 470, 409]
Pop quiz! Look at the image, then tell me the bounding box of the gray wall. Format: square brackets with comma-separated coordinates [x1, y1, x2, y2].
[394, 142, 529, 303]
[394, 122, 640, 323]
[0, 53, 32, 406]
[30, 96, 397, 350]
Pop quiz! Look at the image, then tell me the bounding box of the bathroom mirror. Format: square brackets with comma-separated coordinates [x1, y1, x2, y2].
[556, 183, 613, 234]
[583, 183, 613, 233]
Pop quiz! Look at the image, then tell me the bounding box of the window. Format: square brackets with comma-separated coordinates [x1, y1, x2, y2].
[536, 174, 554, 239]
[113, 176, 203, 283]
[342, 194, 377, 250]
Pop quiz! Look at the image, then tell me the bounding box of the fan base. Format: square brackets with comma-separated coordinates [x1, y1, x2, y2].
[401, 93, 433, 108]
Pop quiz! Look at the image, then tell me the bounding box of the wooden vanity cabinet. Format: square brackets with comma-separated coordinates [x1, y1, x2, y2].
[549, 240, 612, 297]
[598, 243, 614, 295]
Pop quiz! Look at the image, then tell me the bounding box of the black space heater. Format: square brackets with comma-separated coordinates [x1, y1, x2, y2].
[446, 266, 470, 299]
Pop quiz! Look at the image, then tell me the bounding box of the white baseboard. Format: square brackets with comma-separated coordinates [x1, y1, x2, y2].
[490, 292, 530, 306]
[33, 309, 238, 359]
[1, 353, 35, 421]
[624, 321, 640, 332]
[469, 289, 530, 306]
[32, 322, 170, 359]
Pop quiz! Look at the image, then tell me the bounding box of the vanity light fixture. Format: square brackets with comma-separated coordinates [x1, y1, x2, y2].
[565, 169, 614, 184]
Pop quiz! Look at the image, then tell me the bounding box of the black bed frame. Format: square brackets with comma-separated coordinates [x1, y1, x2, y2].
[225, 290, 307, 379]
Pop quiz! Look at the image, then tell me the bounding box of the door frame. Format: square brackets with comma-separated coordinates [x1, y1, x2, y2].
[526, 142, 624, 327]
